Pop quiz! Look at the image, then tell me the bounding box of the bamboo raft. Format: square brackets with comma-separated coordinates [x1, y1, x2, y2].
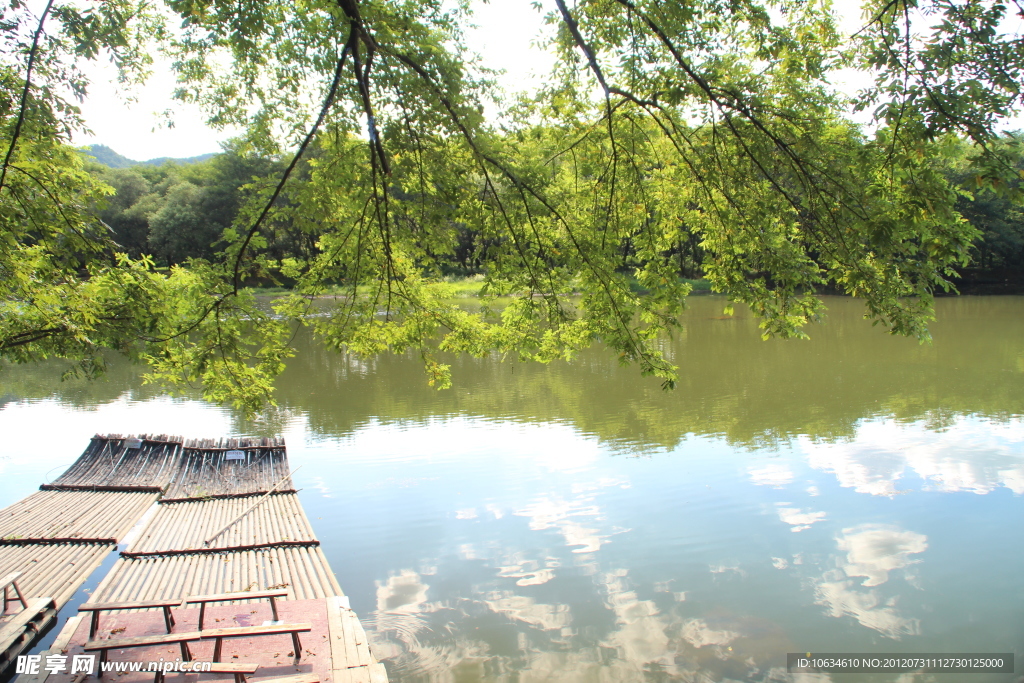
[90, 546, 341, 603]
[164, 438, 291, 500]
[46, 435, 184, 491]
[3, 434, 386, 682]
[126, 493, 317, 555]
[0, 545, 112, 608]
[0, 491, 157, 543]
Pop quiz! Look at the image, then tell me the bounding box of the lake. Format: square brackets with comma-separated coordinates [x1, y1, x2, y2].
[1, 295, 1022, 682]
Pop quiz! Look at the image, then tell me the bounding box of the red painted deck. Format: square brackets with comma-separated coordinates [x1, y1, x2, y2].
[45, 598, 385, 683]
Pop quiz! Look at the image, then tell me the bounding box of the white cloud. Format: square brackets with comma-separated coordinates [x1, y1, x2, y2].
[514, 494, 612, 554]
[813, 524, 927, 640]
[815, 575, 921, 640]
[776, 504, 827, 532]
[486, 592, 571, 631]
[838, 525, 928, 587]
[679, 618, 740, 648]
[748, 462, 795, 487]
[801, 417, 1024, 496]
[376, 569, 429, 613]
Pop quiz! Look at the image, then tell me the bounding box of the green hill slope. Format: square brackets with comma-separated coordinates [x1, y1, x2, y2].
[82, 144, 217, 168]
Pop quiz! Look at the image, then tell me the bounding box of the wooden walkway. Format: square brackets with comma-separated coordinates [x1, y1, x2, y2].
[2, 434, 385, 683]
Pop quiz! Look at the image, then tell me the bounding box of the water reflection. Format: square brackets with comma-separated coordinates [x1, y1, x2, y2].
[814, 525, 928, 640]
[2, 296, 1023, 681]
[774, 504, 826, 532]
[6, 296, 1024, 450]
[802, 417, 1024, 496]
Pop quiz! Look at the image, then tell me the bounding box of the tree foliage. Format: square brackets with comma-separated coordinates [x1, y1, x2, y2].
[1, 0, 1020, 413]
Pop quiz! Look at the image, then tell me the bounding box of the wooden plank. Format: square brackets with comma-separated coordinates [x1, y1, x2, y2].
[0, 598, 54, 648]
[341, 614, 361, 670]
[250, 675, 319, 683]
[198, 623, 311, 639]
[0, 598, 56, 678]
[205, 663, 260, 674]
[368, 662, 388, 683]
[83, 630, 202, 651]
[326, 596, 347, 676]
[342, 609, 370, 668]
[49, 614, 84, 653]
[79, 598, 183, 611]
[185, 589, 289, 604]
[12, 615, 85, 683]
[327, 598, 374, 676]
[0, 572, 22, 591]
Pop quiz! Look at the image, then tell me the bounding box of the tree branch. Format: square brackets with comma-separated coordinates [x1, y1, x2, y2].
[0, 0, 56, 194]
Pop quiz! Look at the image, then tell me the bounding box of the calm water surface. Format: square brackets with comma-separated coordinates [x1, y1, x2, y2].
[1, 295, 1022, 683]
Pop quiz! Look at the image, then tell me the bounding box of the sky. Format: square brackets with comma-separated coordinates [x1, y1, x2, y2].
[73, 2, 558, 161]
[69, 1, 1021, 162]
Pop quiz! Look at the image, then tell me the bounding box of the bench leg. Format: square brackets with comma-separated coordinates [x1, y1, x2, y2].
[90, 611, 101, 639]
[269, 596, 279, 622]
[2, 586, 7, 614]
[198, 603, 207, 631]
[212, 637, 223, 663]
[291, 633, 302, 662]
[162, 606, 174, 633]
[233, 674, 248, 683]
[97, 649, 108, 679]
[154, 670, 164, 683]
[11, 581, 28, 610]
[180, 641, 191, 662]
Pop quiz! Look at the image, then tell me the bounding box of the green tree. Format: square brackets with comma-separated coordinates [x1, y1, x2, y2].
[2, 0, 1017, 413]
[93, 166, 152, 256]
[147, 180, 214, 262]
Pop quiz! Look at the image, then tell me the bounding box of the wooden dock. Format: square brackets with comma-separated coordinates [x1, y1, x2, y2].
[1, 435, 386, 683]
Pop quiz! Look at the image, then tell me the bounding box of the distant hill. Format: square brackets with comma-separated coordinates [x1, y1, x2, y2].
[82, 144, 218, 168]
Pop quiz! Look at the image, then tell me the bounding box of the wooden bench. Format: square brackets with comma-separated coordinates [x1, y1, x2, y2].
[154, 661, 258, 683]
[78, 598, 182, 638]
[83, 631, 203, 676]
[199, 623, 312, 663]
[1, 571, 28, 614]
[184, 589, 290, 630]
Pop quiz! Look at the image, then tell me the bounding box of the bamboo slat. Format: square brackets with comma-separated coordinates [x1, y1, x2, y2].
[48, 435, 184, 490]
[89, 547, 342, 604]
[126, 494, 315, 554]
[0, 544, 114, 609]
[0, 491, 157, 543]
[164, 438, 290, 499]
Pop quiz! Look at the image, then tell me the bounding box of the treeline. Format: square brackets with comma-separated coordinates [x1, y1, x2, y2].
[87, 142, 316, 267]
[87, 133, 1024, 292]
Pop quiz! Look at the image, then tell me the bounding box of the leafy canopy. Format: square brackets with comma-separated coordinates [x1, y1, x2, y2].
[1, 0, 1018, 414]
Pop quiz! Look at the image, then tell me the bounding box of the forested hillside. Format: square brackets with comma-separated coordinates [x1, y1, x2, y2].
[83, 145, 217, 169]
[86, 134, 1024, 293]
